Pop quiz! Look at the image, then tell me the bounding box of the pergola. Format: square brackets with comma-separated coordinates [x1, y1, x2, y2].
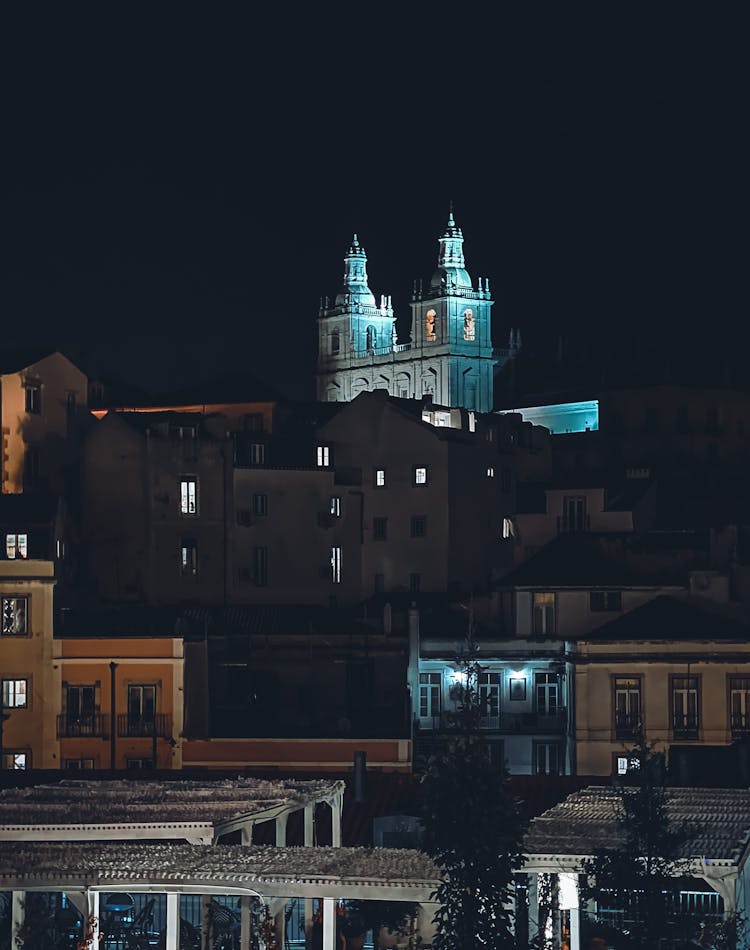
[0, 777, 356, 948]
[0, 841, 439, 949]
[523, 785, 750, 950]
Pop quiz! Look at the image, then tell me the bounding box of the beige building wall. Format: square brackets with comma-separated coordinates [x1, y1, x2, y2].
[574, 639, 750, 775]
[1, 353, 88, 494]
[0, 559, 59, 768]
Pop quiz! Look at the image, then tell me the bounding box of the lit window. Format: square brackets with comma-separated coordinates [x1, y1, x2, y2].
[375, 469, 386, 487]
[317, 445, 331, 467]
[25, 385, 41, 415]
[532, 592, 555, 635]
[252, 493, 268, 516]
[502, 518, 515, 539]
[414, 466, 428, 486]
[463, 309, 475, 341]
[1, 752, 27, 769]
[2, 597, 28, 636]
[411, 516, 426, 538]
[1, 679, 28, 708]
[180, 478, 198, 516]
[617, 756, 629, 776]
[330, 496, 341, 517]
[250, 442, 266, 465]
[17, 534, 27, 559]
[487, 467, 495, 478]
[180, 539, 198, 576]
[419, 672, 441, 720]
[373, 517, 388, 540]
[253, 546, 269, 587]
[331, 546, 342, 584]
[5, 534, 15, 559]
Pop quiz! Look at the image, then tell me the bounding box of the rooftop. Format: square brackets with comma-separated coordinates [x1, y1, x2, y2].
[0, 842, 439, 899]
[583, 594, 750, 642]
[0, 779, 343, 833]
[525, 785, 750, 864]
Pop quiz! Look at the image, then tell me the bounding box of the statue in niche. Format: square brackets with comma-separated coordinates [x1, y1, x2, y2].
[425, 309, 437, 342]
[463, 309, 475, 341]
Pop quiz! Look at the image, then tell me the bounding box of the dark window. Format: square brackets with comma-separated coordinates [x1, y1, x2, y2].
[252, 493, 268, 516]
[409, 572, 421, 593]
[614, 677, 641, 739]
[590, 591, 622, 612]
[25, 385, 41, 415]
[180, 539, 198, 576]
[253, 546, 268, 586]
[672, 675, 699, 739]
[500, 468, 512, 493]
[534, 742, 561, 775]
[562, 496, 587, 533]
[127, 685, 156, 735]
[2, 597, 28, 636]
[419, 672, 441, 720]
[411, 516, 427, 538]
[23, 447, 40, 489]
[374, 573, 384, 593]
[373, 517, 388, 540]
[250, 443, 266, 465]
[730, 677, 750, 735]
[66, 392, 77, 417]
[535, 672, 559, 716]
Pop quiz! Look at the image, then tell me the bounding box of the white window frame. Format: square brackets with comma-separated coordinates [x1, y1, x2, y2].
[317, 445, 331, 467]
[375, 468, 386, 487]
[1, 678, 28, 708]
[532, 592, 555, 635]
[330, 496, 341, 517]
[331, 546, 342, 584]
[419, 672, 441, 723]
[414, 466, 428, 486]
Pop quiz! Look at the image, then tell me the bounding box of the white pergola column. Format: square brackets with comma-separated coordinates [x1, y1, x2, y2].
[322, 897, 336, 950]
[527, 873, 539, 945]
[275, 812, 288, 847]
[330, 792, 342, 847]
[165, 892, 179, 950]
[241, 821, 254, 845]
[11, 891, 24, 950]
[558, 872, 580, 950]
[240, 896, 252, 950]
[304, 804, 314, 938]
[200, 894, 212, 950]
[84, 891, 100, 947]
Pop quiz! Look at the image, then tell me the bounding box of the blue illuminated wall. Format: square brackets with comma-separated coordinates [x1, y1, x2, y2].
[498, 400, 599, 434]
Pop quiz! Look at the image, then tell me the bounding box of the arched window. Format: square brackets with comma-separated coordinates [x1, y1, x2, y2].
[331, 329, 340, 355]
[463, 309, 475, 341]
[366, 326, 377, 350]
[425, 309, 437, 342]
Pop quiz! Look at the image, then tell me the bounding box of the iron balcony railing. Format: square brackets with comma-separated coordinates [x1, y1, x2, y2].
[417, 709, 566, 735]
[117, 713, 172, 739]
[57, 714, 109, 739]
[731, 713, 750, 737]
[672, 714, 699, 740]
[615, 711, 641, 740]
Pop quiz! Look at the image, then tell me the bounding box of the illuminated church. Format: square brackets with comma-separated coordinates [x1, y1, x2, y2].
[316, 211, 513, 413]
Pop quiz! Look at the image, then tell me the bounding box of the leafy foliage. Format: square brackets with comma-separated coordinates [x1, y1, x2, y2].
[420, 648, 526, 949]
[580, 733, 695, 948]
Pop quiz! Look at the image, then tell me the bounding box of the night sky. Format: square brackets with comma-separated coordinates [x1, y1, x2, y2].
[2, 2, 749, 400]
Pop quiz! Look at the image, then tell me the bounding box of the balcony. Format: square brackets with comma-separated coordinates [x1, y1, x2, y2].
[57, 714, 109, 739]
[672, 714, 699, 741]
[417, 709, 566, 735]
[117, 714, 172, 739]
[731, 713, 750, 738]
[615, 711, 641, 741]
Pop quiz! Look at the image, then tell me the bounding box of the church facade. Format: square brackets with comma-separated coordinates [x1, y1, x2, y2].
[316, 212, 510, 413]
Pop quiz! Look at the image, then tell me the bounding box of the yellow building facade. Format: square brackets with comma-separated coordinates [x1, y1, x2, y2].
[53, 637, 184, 770]
[0, 559, 59, 768]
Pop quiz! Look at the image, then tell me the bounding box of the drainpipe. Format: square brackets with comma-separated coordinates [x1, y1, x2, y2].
[109, 662, 117, 770]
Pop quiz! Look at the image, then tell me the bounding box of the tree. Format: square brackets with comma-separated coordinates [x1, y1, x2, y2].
[420, 647, 526, 949]
[580, 733, 700, 949]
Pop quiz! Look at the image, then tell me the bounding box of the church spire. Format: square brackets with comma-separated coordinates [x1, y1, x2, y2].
[336, 233, 376, 306]
[431, 205, 471, 289]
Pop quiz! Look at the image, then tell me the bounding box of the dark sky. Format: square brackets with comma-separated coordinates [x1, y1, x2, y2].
[2, 2, 748, 399]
